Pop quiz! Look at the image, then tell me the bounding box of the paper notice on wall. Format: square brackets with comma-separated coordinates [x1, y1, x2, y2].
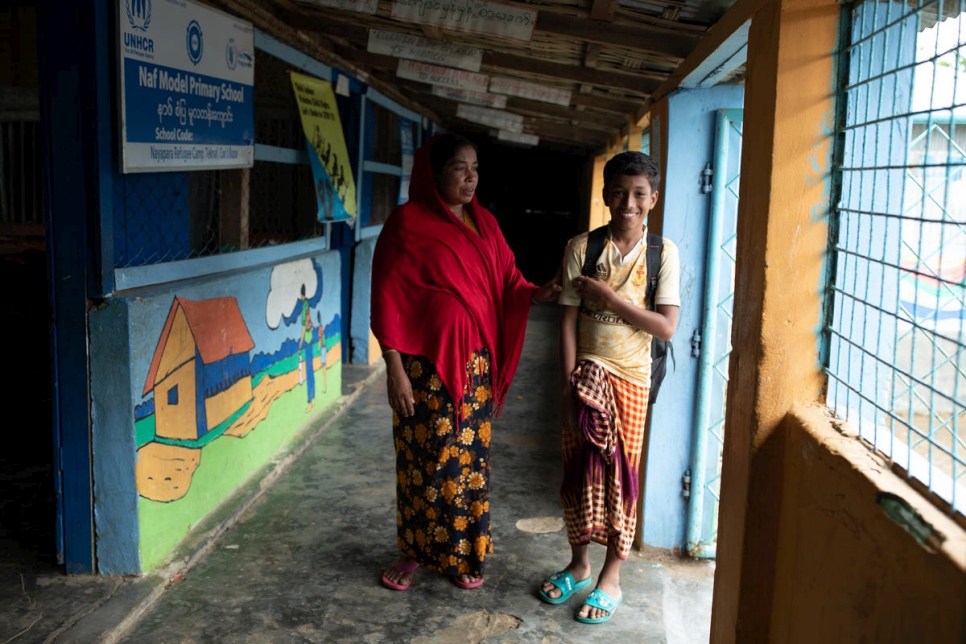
[398, 117, 415, 205]
[456, 103, 524, 133]
[497, 129, 539, 146]
[290, 72, 357, 220]
[390, 0, 537, 41]
[297, 0, 378, 14]
[489, 76, 572, 107]
[368, 29, 483, 72]
[396, 60, 489, 92]
[432, 86, 507, 109]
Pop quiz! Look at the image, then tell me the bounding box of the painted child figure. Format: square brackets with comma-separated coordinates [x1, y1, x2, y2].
[540, 151, 681, 624]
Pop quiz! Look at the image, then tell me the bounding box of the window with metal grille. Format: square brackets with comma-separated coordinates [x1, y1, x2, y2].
[358, 101, 416, 232]
[827, 0, 966, 520]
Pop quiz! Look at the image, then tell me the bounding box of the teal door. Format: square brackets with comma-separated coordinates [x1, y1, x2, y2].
[686, 108, 743, 558]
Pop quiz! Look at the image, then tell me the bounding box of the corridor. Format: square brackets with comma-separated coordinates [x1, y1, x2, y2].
[111, 305, 714, 643]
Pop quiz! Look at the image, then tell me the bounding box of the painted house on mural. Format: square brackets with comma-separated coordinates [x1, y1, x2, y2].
[144, 297, 255, 442]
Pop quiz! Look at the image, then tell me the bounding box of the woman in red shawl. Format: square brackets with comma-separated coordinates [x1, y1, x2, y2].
[373, 133, 560, 590]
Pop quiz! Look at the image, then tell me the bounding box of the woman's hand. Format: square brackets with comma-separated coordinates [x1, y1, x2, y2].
[532, 279, 563, 303]
[572, 275, 616, 308]
[532, 261, 564, 303]
[384, 352, 415, 417]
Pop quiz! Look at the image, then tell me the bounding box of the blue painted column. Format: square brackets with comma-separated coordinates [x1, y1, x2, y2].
[37, 0, 114, 573]
[641, 84, 745, 550]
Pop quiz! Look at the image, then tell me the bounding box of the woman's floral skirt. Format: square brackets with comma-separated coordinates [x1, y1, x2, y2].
[393, 348, 493, 578]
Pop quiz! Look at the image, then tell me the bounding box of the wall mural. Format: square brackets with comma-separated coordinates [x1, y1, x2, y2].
[134, 258, 340, 502]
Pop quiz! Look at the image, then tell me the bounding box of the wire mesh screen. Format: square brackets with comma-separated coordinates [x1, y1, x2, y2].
[360, 102, 411, 228]
[827, 0, 966, 519]
[112, 49, 322, 268]
[0, 120, 43, 228]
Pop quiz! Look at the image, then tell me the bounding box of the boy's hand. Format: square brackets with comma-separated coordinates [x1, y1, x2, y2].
[572, 275, 615, 308]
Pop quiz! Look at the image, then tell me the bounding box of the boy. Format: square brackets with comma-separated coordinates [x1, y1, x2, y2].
[540, 151, 681, 623]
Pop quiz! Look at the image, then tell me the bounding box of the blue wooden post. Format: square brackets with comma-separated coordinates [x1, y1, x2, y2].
[37, 0, 114, 573]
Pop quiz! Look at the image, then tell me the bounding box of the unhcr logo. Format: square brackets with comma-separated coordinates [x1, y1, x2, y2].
[124, 0, 154, 54]
[126, 0, 151, 31]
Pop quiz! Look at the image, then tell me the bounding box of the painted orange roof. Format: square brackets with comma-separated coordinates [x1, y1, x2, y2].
[143, 296, 255, 396]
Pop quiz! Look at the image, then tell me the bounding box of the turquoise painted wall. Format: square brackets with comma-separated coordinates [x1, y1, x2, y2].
[643, 85, 745, 550]
[91, 250, 343, 574]
[350, 236, 377, 364]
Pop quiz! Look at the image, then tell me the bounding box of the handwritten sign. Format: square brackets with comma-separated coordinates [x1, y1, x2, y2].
[118, 0, 254, 172]
[396, 60, 489, 92]
[390, 0, 537, 42]
[432, 86, 506, 108]
[489, 76, 571, 107]
[368, 29, 482, 72]
[456, 103, 523, 132]
[497, 129, 539, 146]
[298, 0, 378, 15]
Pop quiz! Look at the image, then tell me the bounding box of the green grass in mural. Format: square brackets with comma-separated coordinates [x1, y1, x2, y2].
[135, 415, 156, 449]
[138, 362, 342, 571]
[154, 400, 252, 449]
[136, 334, 341, 448]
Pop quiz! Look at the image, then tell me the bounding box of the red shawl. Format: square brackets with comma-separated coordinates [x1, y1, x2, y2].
[371, 135, 537, 420]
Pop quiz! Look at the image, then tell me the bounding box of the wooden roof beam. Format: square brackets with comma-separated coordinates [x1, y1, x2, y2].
[590, 0, 619, 21]
[536, 11, 700, 59]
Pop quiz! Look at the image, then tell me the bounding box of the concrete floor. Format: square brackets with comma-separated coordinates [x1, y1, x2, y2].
[0, 306, 714, 643]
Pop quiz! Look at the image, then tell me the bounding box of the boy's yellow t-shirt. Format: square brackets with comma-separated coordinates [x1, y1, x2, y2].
[559, 227, 681, 387]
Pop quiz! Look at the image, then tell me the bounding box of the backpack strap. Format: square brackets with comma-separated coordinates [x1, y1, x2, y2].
[582, 225, 609, 277]
[645, 232, 663, 312]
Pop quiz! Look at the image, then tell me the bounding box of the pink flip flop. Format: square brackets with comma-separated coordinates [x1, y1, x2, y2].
[451, 574, 485, 589]
[381, 561, 420, 591]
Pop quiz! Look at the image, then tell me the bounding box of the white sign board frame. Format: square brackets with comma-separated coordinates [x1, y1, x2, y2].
[118, 0, 255, 173]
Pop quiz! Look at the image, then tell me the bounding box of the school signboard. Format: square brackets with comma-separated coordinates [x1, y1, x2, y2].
[119, 0, 255, 173]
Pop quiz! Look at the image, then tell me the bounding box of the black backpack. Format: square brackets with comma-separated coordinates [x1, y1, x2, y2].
[581, 225, 674, 406]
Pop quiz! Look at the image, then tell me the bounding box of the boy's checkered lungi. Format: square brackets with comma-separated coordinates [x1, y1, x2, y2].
[561, 360, 649, 559]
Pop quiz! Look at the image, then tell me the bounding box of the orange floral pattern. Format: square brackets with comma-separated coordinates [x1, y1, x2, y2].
[393, 349, 494, 578]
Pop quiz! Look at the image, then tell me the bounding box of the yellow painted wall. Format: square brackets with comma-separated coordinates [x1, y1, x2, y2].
[155, 361, 197, 441]
[706, 0, 966, 638]
[588, 154, 608, 232]
[204, 375, 253, 428]
[770, 406, 966, 643]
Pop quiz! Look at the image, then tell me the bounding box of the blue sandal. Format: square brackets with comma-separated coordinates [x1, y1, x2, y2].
[574, 588, 622, 624]
[539, 571, 592, 604]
